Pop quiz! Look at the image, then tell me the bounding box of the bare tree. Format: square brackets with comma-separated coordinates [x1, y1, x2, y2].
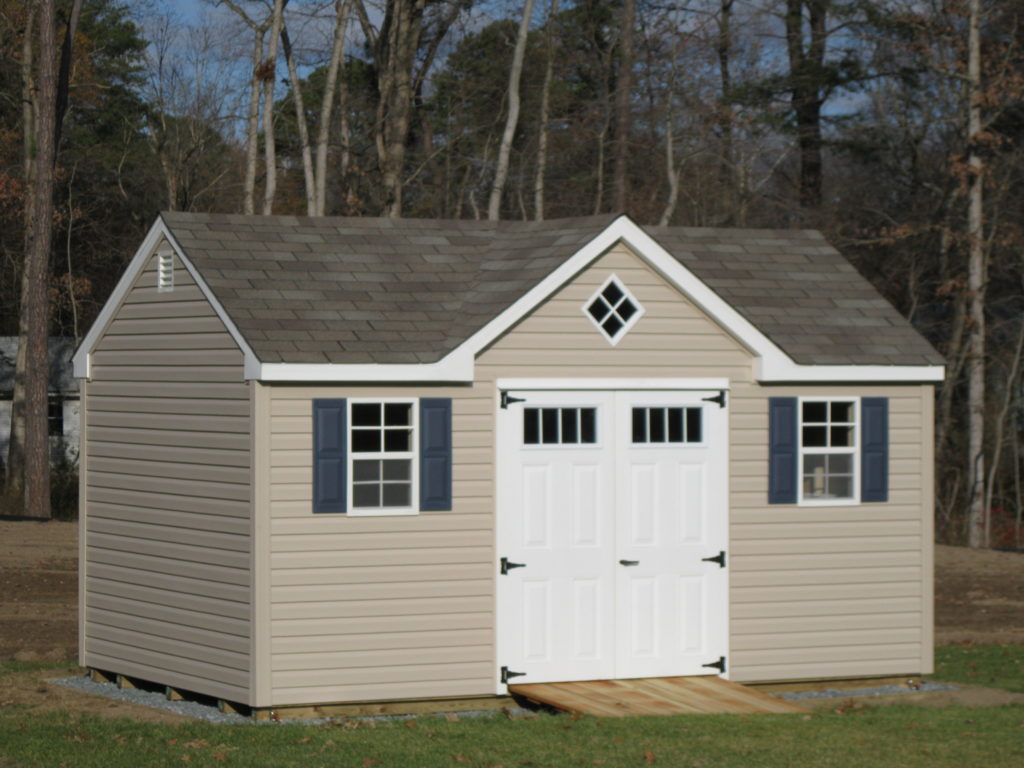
[315, 0, 353, 215]
[488, 0, 537, 221]
[965, 0, 986, 547]
[20, 0, 60, 518]
[261, 0, 288, 214]
[533, 0, 559, 220]
[281, 23, 316, 214]
[612, 0, 634, 212]
[6, 1, 37, 496]
[219, 1, 272, 215]
[784, 0, 827, 210]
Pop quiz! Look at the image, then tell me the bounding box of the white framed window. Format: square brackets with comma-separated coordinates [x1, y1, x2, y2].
[523, 406, 598, 446]
[583, 275, 644, 345]
[348, 399, 418, 516]
[631, 406, 704, 445]
[799, 397, 859, 505]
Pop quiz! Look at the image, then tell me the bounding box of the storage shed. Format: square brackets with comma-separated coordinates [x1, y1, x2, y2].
[73, 212, 944, 714]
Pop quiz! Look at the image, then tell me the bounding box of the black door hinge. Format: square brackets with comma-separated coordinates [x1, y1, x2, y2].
[702, 656, 726, 674]
[500, 557, 526, 575]
[701, 551, 726, 568]
[501, 391, 527, 409]
[501, 666, 526, 684]
[702, 390, 727, 408]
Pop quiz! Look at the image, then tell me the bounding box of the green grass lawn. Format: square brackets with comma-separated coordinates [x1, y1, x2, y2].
[1, 649, 1022, 768]
[932, 643, 1024, 693]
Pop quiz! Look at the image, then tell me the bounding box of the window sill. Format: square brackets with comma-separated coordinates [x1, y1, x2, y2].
[797, 497, 862, 507]
[347, 508, 421, 517]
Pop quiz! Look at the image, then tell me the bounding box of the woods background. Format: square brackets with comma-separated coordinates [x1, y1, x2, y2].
[1, 0, 1022, 546]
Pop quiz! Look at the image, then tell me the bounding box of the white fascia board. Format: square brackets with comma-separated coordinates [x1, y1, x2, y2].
[258, 349, 474, 383]
[756, 358, 945, 383]
[496, 377, 730, 391]
[73, 220, 166, 379]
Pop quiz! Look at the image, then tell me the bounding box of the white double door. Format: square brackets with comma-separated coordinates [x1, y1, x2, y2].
[496, 389, 728, 687]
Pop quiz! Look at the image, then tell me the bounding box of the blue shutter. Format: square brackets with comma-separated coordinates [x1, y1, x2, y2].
[313, 399, 346, 513]
[861, 397, 889, 503]
[769, 397, 798, 504]
[420, 398, 453, 511]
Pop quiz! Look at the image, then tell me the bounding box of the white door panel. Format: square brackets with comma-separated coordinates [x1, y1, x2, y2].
[497, 388, 728, 688]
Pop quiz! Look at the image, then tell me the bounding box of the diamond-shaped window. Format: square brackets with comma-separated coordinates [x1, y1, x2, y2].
[584, 276, 644, 344]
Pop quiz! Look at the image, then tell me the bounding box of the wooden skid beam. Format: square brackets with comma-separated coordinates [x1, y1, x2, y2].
[89, 669, 114, 684]
[115, 674, 137, 690]
[251, 695, 516, 721]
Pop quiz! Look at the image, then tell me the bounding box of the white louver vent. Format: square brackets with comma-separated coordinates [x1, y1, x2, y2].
[157, 251, 174, 292]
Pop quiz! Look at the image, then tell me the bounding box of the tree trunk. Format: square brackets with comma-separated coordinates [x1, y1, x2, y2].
[984, 322, 1024, 547]
[6, 2, 38, 495]
[315, 0, 352, 216]
[611, 0, 634, 213]
[533, 0, 559, 221]
[659, 109, 680, 226]
[375, 0, 427, 218]
[717, 0, 735, 220]
[244, 24, 266, 215]
[784, 0, 826, 210]
[261, 0, 287, 216]
[488, 0, 536, 221]
[21, 0, 61, 518]
[966, 0, 986, 547]
[281, 24, 316, 216]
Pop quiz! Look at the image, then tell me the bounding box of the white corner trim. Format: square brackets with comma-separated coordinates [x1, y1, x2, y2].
[496, 378, 730, 392]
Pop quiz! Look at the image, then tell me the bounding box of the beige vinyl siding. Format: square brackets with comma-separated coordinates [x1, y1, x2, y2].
[263, 242, 934, 705]
[83, 246, 252, 703]
[728, 383, 932, 682]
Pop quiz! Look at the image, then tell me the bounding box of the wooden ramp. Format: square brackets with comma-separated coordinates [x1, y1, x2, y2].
[509, 677, 808, 717]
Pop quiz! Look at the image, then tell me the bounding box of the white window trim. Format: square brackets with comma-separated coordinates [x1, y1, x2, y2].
[797, 397, 861, 507]
[346, 397, 420, 517]
[582, 273, 646, 346]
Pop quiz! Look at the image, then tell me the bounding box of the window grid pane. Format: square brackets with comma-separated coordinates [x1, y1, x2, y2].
[350, 401, 415, 510]
[585, 278, 643, 342]
[631, 407, 702, 444]
[524, 408, 598, 446]
[800, 399, 856, 501]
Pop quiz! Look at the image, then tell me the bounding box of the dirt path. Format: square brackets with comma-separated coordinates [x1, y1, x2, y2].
[0, 520, 77, 663]
[934, 543, 1024, 645]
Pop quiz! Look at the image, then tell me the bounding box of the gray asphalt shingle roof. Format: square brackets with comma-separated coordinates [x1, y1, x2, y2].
[160, 211, 942, 368]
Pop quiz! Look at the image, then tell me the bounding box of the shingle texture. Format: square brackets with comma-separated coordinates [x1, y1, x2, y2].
[161, 212, 942, 368]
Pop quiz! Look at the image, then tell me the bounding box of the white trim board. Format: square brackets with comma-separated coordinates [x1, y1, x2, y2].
[74, 214, 945, 385]
[497, 378, 730, 391]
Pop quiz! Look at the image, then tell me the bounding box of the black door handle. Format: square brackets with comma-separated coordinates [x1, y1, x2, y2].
[619, 559, 639, 566]
[701, 551, 726, 568]
[500, 557, 526, 575]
